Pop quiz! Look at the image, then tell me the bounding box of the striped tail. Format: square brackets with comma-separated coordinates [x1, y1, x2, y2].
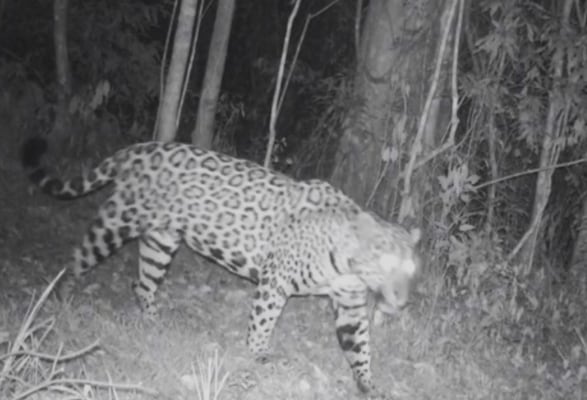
[20, 137, 116, 200]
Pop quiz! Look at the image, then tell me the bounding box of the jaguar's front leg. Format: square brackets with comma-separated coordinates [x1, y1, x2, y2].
[246, 269, 289, 359]
[331, 275, 375, 393]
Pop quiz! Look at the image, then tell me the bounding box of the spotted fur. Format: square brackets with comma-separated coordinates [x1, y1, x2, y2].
[21, 138, 420, 393]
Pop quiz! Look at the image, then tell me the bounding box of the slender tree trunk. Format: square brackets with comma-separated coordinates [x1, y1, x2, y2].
[331, 0, 449, 222]
[570, 196, 587, 298]
[191, 0, 235, 149]
[567, 0, 587, 302]
[52, 0, 71, 154]
[156, 0, 198, 143]
[511, 0, 570, 269]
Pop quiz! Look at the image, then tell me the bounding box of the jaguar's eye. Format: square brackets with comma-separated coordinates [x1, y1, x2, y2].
[378, 253, 399, 273]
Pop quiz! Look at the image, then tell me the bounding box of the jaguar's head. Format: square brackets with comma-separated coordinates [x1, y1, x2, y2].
[375, 248, 421, 314]
[352, 212, 421, 315]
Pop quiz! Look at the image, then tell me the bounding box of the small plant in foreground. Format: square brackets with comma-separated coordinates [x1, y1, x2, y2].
[180, 349, 230, 400]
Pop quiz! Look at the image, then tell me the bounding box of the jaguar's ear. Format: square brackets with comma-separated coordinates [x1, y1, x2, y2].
[409, 228, 421, 245]
[353, 212, 378, 238]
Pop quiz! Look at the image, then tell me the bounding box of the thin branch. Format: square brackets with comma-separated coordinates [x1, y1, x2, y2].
[277, 0, 342, 117]
[0, 340, 100, 363]
[154, 0, 179, 139]
[475, 157, 587, 191]
[485, 113, 497, 230]
[366, 115, 397, 207]
[402, 0, 461, 196]
[403, 0, 465, 176]
[12, 378, 159, 400]
[354, 0, 363, 62]
[449, 0, 464, 147]
[277, 12, 308, 118]
[264, 0, 302, 168]
[268, 0, 342, 167]
[414, 120, 465, 173]
[0, 270, 65, 389]
[366, 155, 391, 207]
[575, 326, 587, 356]
[178, 0, 208, 130]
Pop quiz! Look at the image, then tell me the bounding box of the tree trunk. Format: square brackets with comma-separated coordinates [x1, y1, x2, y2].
[156, 0, 198, 143]
[330, 0, 449, 222]
[191, 0, 235, 149]
[512, 0, 570, 269]
[52, 0, 71, 154]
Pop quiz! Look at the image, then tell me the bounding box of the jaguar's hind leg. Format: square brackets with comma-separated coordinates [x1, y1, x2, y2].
[59, 206, 138, 300]
[246, 265, 289, 358]
[132, 229, 181, 317]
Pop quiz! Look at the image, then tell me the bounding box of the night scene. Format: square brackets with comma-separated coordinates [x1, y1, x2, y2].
[1, 1, 585, 399]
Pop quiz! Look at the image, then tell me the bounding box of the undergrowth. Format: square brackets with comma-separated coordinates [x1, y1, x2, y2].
[0, 269, 231, 400]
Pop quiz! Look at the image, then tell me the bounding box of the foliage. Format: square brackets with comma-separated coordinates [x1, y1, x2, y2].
[427, 0, 587, 394]
[436, 0, 587, 272]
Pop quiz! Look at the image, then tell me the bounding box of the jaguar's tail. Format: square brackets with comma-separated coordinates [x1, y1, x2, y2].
[21, 137, 116, 200]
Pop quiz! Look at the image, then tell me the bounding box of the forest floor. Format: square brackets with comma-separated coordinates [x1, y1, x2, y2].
[0, 168, 577, 400]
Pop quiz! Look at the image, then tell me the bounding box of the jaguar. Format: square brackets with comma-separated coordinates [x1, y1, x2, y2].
[21, 137, 420, 394]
